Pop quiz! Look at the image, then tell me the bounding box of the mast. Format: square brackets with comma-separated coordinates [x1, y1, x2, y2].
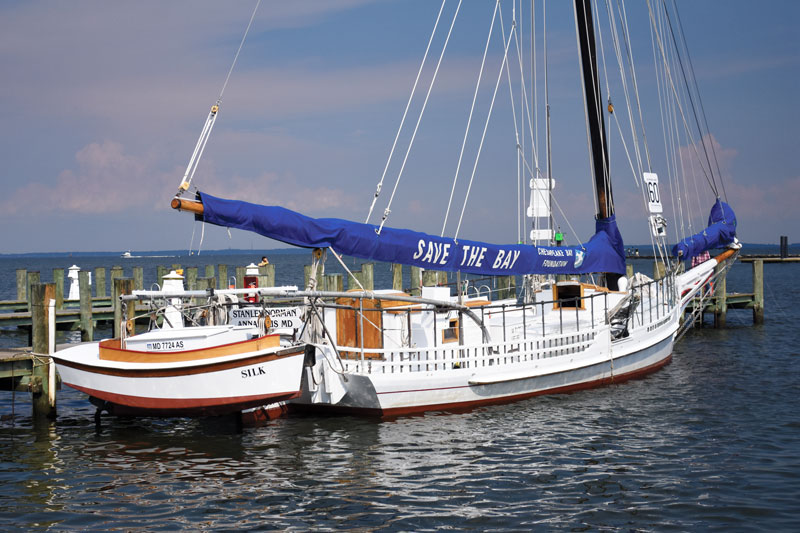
[574, 0, 613, 220]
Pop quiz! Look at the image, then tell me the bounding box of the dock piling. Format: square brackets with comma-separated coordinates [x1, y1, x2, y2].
[753, 259, 764, 324]
[30, 283, 56, 419]
[95, 267, 106, 297]
[16, 269, 27, 301]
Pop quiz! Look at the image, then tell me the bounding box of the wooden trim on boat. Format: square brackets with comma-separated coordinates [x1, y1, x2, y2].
[171, 197, 204, 215]
[714, 248, 737, 264]
[98, 334, 280, 363]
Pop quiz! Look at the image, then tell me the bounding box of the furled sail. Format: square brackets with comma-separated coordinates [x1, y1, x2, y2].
[672, 199, 737, 260]
[198, 192, 626, 276]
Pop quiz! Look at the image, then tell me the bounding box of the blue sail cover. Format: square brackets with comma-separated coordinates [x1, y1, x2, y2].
[198, 191, 626, 276]
[672, 199, 737, 260]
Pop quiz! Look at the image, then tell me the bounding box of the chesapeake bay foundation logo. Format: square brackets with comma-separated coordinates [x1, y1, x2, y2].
[574, 249, 585, 268]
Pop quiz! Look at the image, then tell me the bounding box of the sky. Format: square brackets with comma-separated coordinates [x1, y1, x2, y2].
[0, 0, 797, 254]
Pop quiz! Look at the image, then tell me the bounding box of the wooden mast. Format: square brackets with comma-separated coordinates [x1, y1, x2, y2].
[574, 0, 613, 219]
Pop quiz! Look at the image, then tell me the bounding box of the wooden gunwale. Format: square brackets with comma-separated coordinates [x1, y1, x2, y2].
[99, 333, 280, 363]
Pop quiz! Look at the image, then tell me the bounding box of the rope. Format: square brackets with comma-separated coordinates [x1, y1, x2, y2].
[441, 0, 499, 237]
[379, 0, 463, 235]
[366, 0, 447, 224]
[328, 247, 367, 294]
[218, 0, 261, 106]
[454, 13, 515, 242]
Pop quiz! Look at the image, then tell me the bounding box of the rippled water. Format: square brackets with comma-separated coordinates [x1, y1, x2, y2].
[2, 255, 799, 530]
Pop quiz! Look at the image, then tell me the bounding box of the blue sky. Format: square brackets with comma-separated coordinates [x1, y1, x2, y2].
[1, 0, 797, 254]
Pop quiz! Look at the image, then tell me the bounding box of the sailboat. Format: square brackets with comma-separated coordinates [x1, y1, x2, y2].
[54, 1, 739, 419]
[167, 0, 739, 417]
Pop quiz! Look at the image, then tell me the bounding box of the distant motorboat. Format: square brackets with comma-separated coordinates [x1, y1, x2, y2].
[121, 251, 133, 258]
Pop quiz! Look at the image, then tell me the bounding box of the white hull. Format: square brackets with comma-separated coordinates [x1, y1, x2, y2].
[53, 326, 306, 417]
[294, 281, 680, 416]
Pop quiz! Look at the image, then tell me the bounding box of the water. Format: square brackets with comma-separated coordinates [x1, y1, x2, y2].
[1, 253, 799, 530]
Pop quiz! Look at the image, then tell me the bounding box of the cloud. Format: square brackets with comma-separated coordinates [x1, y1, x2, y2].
[0, 141, 175, 215]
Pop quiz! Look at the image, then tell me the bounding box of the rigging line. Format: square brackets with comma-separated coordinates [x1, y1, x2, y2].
[603, 0, 643, 183]
[499, 5, 523, 244]
[453, 10, 515, 243]
[441, 0, 498, 237]
[660, 1, 719, 197]
[178, 0, 261, 194]
[328, 247, 367, 294]
[671, 0, 727, 202]
[366, 0, 447, 224]
[616, 0, 653, 171]
[218, 0, 261, 105]
[645, 0, 716, 197]
[379, 0, 463, 236]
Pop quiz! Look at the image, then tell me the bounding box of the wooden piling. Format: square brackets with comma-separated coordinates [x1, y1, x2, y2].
[172, 263, 182, 272]
[392, 264, 403, 291]
[422, 269, 438, 288]
[16, 269, 27, 301]
[362, 263, 374, 291]
[112, 278, 135, 339]
[79, 270, 93, 342]
[205, 264, 215, 279]
[95, 267, 106, 297]
[26, 271, 40, 311]
[714, 263, 727, 328]
[157, 265, 168, 289]
[133, 266, 144, 291]
[259, 264, 275, 288]
[53, 268, 64, 309]
[626, 264, 634, 279]
[496, 275, 516, 300]
[410, 266, 421, 296]
[186, 267, 198, 291]
[235, 266, 246, 289]
[218, 264, 229, 289]
[324, 273, 344, 292]
[753, 259, 764, 325]
[110, 265, 123, 286]
[653, 261, 666, 280]
[30, 283, 56, 419]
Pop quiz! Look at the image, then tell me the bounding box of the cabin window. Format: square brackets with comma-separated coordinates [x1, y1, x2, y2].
[442, 318, 459, 343]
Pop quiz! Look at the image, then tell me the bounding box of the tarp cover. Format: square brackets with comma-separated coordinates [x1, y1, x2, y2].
[672, 199, 737, 260]
[198, 191, 626, 276]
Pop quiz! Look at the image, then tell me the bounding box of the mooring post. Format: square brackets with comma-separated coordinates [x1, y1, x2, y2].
[410, 266, 422, 296]
[422, 269, 438, 288]
[347, 268, 364, 291]
[26, 271, 41, 312]
[324, 273, 344, 292]
[157, 265, 168, 288]
[205, 264, 215, 279]
[95, 267, 106, 298]
[110, 266, 123, 288]
[16, 269, 27, 301]
[259, 264, 275, 288]
[133, 266, 144, 291]
[235, 266, 246, 289]
[392, 264, 403, 291]
[53, 268, 64, 309]
[113, 278, 135, 339]
[753, 259, 764, 325]
[171, 263, 182, 272]
[79, 270, 93, 342]
[186, 267, 198, 291]
[713, 263, 727, 328]
[218, 264, 228, 289]
[626, 264, 634, 279]
[653, 261, 666, 281]
[362, 263, 374, 291]
[30, 282, 57, 419]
